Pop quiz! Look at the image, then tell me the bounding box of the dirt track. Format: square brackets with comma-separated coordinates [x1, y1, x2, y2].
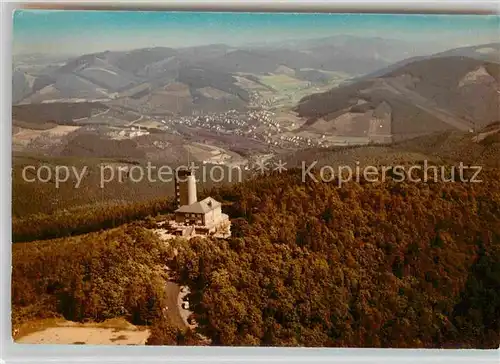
[165, 281, 187, 329]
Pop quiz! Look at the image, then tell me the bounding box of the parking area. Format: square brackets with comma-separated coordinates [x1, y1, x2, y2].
[178, 286, 196, 329]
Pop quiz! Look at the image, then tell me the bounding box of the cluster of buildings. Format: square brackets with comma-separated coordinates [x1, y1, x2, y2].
[109, 125, 150, 139]
[246, 91, 280, 108]
[185, 111, 249, 132]
[248, 110, 283, 132]
[151, 108, 338, 152]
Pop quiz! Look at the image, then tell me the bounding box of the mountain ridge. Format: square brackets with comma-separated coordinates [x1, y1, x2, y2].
[295, 55, 500, 141]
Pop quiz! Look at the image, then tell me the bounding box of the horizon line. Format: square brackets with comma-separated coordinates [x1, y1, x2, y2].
[12, 38, 499, 58]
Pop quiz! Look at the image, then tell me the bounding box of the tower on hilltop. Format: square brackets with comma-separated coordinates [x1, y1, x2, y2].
[174, 167, 197, 209]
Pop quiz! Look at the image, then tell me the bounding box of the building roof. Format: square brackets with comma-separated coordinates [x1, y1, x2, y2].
[175, 197, 221, 214]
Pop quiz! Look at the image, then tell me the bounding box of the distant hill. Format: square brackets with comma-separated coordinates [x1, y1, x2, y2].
[350, 43, 500, 82]
[12, 35, 430, 112]
[198, 35, 430, 76]
[13, 40, 499, 126]
[12, 102, 108, 128]
[435, 42, 500, 63]
[295, 56, 500, 141]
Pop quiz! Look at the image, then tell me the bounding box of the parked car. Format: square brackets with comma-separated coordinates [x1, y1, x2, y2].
[182, 302, 190, 310]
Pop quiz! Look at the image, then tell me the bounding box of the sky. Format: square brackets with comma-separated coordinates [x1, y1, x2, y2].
[12, 10, 500, 55]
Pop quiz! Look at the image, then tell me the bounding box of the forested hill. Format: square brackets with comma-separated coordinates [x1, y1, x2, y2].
[162, 168, 500, 348]
[12, 166, 500, 347]
[12, 130, 500, 347]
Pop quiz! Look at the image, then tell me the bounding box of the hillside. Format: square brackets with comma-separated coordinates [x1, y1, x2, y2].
[281, 124, 500, 170]
[434, 42, 500, 63]
[296, 56, 500, 141]
[12, 102, 108, 128]
[351, 42, 500, 81]
[12, 166, 500, 347]
[11, 151, 246, 219]
[159, 165, 500, 348]
[239, 35, 434, 74]
[13, 47, 249, 112]
[11, 125, 500, 348]
[12, 126, 500, 239]
[12, 225, 169, 333]
[12, 36, 430, 115]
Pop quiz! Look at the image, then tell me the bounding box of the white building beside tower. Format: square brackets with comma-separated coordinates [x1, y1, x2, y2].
[163, 167, 231, 238]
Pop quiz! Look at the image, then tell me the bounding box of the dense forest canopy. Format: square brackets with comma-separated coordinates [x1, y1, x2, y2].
[164, 169, 500, 348]
[11, 129, 500, 348]
[12, 226, 169, 328]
